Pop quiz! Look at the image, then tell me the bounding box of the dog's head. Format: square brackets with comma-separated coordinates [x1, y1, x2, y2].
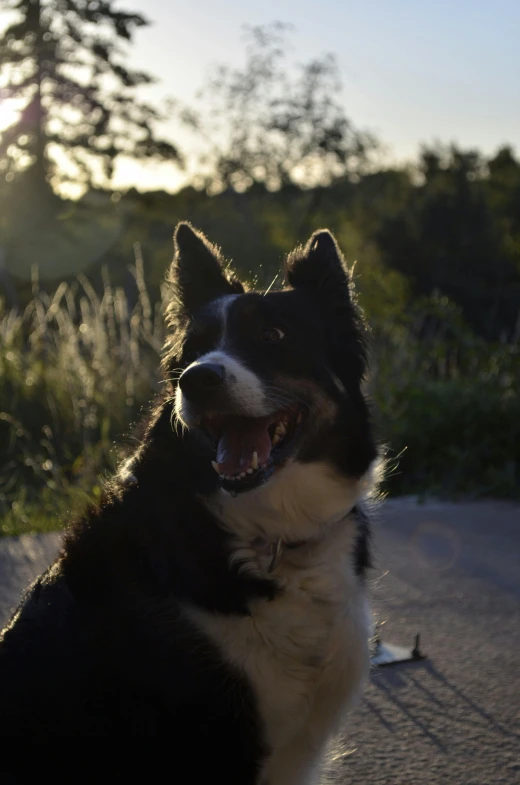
[164, 222, 376, 508]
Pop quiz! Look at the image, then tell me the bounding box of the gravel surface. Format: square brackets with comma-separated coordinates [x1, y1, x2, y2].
[0, 500, 519, 782]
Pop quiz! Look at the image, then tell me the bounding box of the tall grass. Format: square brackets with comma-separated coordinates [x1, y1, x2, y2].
[0, 247, 165, 535]
[1, 263, 519, 536]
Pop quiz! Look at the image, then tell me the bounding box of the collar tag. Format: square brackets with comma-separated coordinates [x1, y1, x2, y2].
[268, 538, 283, 573]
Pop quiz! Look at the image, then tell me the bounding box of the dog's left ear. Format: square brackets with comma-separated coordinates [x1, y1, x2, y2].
[168, 222, 244, 319]
[285, 229, 351, 300]
[286, 229, 368, 381]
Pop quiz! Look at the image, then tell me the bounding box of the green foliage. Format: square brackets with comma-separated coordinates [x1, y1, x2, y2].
[374, 306, 520, 498]
[0, 484, 102, 537]
[1, 260, 518, 536]
[377, 145, 520, 340]
[378, 374, 519, 499]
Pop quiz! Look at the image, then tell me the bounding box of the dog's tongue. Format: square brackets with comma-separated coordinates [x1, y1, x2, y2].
[216, 416, 273, 476]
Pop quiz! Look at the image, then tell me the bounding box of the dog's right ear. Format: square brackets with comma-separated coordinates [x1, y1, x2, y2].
[168, 222, 244, 321]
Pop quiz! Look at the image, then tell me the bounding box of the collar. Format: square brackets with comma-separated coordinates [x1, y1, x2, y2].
[253, 505, 360, 574]
[251, 537, 300, 573]
[264, 537, 308, 573]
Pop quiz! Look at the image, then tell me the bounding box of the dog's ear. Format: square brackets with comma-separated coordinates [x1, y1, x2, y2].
[285, 229, 350, 297]
[168, 222, 244, 319]
[285, 229, 368, 382]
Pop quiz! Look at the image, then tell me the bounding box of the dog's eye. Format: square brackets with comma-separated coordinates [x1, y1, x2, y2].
[262, 328, 285, 343]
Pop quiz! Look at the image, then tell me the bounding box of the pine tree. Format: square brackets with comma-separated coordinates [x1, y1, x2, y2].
[0, 0, 180, 195]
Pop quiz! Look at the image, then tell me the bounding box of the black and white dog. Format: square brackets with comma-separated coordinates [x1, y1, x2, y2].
[0, 224, 377, 783]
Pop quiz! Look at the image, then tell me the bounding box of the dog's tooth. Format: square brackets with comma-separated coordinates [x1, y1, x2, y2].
[276, 421, 286, 434]
[247, 468, 254, 474]
[251, 451, 258, 470]
[272, 433, 280, 445]
[239, 472, 246, 479]
[296, 411, 302, 424]
[211, 461, 220, 474]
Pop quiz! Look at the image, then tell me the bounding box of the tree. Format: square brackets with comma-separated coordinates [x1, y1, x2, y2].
[180, 22, 376, 193]
[0, 0, 180, 196]
[376, 145, 520, 339]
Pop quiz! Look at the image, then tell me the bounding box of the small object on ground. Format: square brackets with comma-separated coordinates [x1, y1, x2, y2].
[371, 632, 427, 667]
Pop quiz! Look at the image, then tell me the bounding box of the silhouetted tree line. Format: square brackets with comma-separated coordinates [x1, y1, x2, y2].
[44, 142, 517, 343]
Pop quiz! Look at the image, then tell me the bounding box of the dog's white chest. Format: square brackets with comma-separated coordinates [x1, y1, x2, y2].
[188, 525, 370, 785]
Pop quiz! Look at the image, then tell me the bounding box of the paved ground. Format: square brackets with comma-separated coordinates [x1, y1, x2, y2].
[0, 500, 519, 783]
[0, 531, 61, 627]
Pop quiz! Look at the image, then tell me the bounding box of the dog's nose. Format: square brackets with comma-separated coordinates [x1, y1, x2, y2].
[179, 363, 225, 403]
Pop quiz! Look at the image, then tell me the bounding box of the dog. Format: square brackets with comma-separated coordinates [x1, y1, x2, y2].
[0, 223, 378, 783]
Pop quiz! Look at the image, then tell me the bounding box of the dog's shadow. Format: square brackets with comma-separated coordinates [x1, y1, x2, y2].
[362, 659, 519, 753]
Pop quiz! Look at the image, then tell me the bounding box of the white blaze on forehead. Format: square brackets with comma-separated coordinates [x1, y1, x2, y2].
[213, 293, 240, 325]
[175, 292, 270, 422]
[209, 295, 270, 414]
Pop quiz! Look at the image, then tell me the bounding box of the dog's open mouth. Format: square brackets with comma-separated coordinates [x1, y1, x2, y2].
[202, 407, 304, 493]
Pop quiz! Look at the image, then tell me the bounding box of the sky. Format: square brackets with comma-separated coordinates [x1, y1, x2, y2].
[112, 0, 520, 192]
[3, 0, 520, 192]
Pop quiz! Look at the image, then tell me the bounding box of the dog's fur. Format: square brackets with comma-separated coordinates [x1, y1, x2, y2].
[0, 224, 377, 783]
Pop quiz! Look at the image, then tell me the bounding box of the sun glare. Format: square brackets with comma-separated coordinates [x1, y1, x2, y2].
[0, 100, 21, 133]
